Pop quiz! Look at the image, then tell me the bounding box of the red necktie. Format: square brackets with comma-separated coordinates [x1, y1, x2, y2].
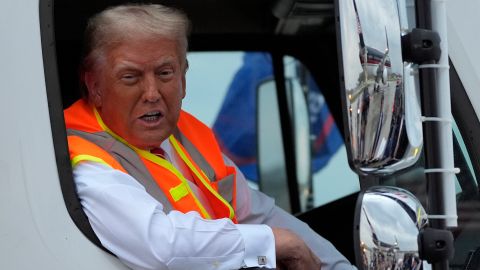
[150, 147, 165, 159]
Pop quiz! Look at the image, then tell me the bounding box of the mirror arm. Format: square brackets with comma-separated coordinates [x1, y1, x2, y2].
[415, 0, 456, 269]
[358, 174, 380, 190]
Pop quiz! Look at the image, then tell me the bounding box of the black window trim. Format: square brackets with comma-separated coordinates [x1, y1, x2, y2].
[39, 0, 112, 254]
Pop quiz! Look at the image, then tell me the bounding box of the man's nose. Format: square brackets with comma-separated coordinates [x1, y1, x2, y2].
[143, 74, 161, 102]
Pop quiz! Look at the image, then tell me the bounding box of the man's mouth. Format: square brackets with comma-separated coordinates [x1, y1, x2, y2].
[140, 111, 162, 122]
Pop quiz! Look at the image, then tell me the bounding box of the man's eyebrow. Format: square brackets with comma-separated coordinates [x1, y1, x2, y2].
[112, 57, 179, 73]
[153, 57, 177, 67]
[113, 61, 142, 73]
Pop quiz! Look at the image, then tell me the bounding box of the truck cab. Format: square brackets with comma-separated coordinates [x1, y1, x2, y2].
[1, 0, 479, 269]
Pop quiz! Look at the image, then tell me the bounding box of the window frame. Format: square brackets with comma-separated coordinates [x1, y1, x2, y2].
[46, 0, 360, 257]
[40, 0, 110, 253]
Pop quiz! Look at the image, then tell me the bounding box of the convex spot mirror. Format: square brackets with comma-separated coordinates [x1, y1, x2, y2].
[335, 0, 423, 175]
[355, 186, 429, 270]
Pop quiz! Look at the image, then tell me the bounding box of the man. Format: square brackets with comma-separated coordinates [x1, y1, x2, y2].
[64, 4, 355, 270]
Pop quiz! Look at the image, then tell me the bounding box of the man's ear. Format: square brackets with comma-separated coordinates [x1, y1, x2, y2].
[181, 59, 188, 99]
[84, 71, 102, 107]
[181, 74, 186, 99]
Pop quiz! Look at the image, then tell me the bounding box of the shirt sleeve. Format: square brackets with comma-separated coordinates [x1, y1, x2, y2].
[73, 161, 276, 270]
[224, 155, 356, 270]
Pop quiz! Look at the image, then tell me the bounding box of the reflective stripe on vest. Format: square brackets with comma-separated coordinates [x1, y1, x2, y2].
[67, 130, 175, 214]
[65, 99, 237, 222]
[170, 135, 235, 220]
[68, 135, 127, 173]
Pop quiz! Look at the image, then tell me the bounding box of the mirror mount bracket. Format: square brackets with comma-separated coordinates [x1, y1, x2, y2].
[418, 227, 454, 264]
[402, 28, 441, 63]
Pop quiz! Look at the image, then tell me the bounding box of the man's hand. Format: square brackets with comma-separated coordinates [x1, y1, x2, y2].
[271, 227, 321, 270]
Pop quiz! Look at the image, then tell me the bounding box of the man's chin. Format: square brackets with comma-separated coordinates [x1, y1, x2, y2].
[130, 136, 167, 150]
[125, 128, 172, 150]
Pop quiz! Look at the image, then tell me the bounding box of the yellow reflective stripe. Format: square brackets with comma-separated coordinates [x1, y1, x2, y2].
[71, 154, 112, 168]
[169, 136, 235, 220]
[94, 108, 132, 147]
[93, 107, 212, 219]
[170, 182, 189, 202]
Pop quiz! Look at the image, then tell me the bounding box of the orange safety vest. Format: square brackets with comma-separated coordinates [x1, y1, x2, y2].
[64, 99, 237, 222]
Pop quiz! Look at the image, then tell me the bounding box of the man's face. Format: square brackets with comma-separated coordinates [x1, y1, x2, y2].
[86, 37, 186, 150]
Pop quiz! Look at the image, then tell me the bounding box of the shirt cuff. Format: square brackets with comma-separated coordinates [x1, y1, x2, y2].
[236, 224, 276, 268]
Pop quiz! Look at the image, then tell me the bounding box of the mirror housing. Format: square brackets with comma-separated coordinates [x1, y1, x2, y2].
[335, 0, 423, 175]
[354, 186, 428, 269]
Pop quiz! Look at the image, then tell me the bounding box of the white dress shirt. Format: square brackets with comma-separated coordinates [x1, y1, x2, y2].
[73, 139, 355, 270]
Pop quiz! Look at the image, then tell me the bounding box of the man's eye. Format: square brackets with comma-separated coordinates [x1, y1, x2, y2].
[157, 69, 174, 78]
[121, 74, 138, 83]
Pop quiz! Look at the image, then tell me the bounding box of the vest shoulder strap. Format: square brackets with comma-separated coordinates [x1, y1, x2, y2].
[177, 111, 227, 178]
[67, 135, 127, 173]
[64, 99, 103, 133]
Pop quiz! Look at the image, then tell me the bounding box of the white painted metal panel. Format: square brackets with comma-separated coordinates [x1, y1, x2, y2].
[0, 0, 126, 268]
[447, 0, 480, 118]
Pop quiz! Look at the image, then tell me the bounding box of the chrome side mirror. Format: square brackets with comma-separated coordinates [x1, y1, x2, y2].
[354, 186, 428, 270]
[335, 0, 423, 175]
